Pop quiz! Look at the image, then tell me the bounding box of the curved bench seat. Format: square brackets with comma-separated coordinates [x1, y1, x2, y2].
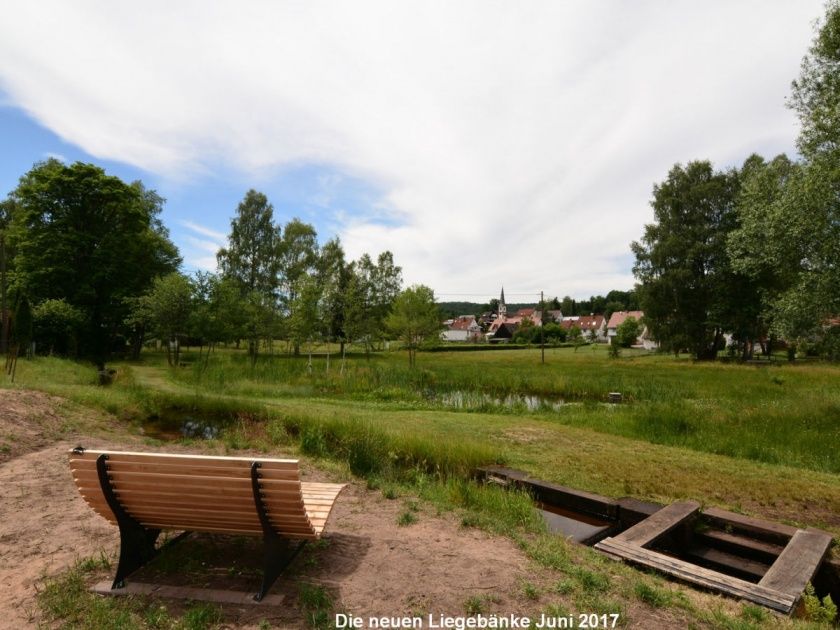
[69, 448, 346, 600]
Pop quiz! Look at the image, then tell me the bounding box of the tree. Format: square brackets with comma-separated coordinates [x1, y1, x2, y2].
[344, 252, 402, 354]
[789, 0, 840, 164]
[778, 2, 840, 348]
[288, 274, 322, 361]
[317, 238, 350, 359]
[615, 316, 641, 348]
[8, 160, 180, 368]
[385, 285, 441, 367]
[560, 296, 577, 316]
[543, 322, 567, 345]
[277, 218, 319, 355]
[144, 273, 194, 367]
[32, 299, 85, 356]
[632, 161, 740, 359]
[0, 199, 12, 355]
[217, 190, 280, 359]
[567, 325, 584, 351]
[726, 155, 799, 356]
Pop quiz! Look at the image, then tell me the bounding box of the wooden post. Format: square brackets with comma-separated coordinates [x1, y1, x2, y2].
[540, 291, 545, 364]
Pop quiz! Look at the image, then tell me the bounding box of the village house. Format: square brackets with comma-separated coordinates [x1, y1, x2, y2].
[606, 310, 657, 349]
[560, 314, 607, 341]
[441, 315, 483, 342]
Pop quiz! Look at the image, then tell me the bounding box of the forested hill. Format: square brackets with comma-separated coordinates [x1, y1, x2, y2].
[437, 290, 639, 319]
[438, 302, 535, 318]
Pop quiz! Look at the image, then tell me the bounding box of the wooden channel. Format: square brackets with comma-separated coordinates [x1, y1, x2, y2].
[596, 537, 796, 613]
[614, 500, 700, 547]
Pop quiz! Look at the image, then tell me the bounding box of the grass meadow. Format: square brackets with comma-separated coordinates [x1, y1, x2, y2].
[5, 344, 840, 628]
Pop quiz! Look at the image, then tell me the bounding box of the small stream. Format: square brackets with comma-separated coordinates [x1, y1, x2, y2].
[141, 412, 228, 441]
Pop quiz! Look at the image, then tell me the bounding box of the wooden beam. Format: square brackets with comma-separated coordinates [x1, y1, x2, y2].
[759, 529, 833, 600]
[695, 529, 784, 563]
[595, 537, 795, 613]
[614, 501, 700, 547]
[701, 507, 797, 545]
[684, 545, 770, 581]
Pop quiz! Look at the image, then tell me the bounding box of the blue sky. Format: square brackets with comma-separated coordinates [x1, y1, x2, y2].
[0, 1, 825, 300]
[0, 104, 392, 275]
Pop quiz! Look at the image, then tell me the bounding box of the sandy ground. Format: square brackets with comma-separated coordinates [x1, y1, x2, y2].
[0, 388, 694, 629]
[0, 390, 548, 628]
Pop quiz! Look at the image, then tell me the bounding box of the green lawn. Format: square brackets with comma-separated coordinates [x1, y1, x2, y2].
[6, 346, 840, 535]
[6, 347, 840, 628]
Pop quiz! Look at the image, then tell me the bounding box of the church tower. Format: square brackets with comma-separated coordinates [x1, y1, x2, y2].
[498, 287, 507, 319]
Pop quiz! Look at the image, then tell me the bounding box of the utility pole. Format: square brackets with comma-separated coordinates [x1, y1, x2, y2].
[540, 290, 545, 364]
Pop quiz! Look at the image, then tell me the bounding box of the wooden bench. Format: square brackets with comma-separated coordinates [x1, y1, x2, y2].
[69, 447, 346, 600]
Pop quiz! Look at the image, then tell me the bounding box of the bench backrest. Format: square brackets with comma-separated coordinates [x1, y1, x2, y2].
[69, 449, 318, 539]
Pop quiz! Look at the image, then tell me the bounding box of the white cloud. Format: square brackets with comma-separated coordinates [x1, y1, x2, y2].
[0, 1, 823, 297]
[178, 220, 227, 243]
[178, 220, 226, 271]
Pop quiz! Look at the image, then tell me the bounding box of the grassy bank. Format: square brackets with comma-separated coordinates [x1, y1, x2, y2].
[4, 350, 839, 628]
[166, 346, 840, 474]
[4, 350, 840, 535]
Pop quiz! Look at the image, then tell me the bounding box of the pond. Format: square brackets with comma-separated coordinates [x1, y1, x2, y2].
[141, 411, 229, 441]
[431, 389, 566, 412]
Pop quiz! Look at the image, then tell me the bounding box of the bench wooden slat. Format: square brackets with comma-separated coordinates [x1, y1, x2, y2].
[106, 497, 303, 510]
[78, 484, 267, 501]
[70, 450, 346, 550]
[84, 495, 273, 511]
[614, 501, 700, 547]
[75, 470, 307, 490]
[758, 529, 833, 599]
[71, 450, 299, 468]
[133, 511, 307, 527]
[130, 512, 263, 527]
[138, 522, 263, 535]
[97, 461, 301, 479]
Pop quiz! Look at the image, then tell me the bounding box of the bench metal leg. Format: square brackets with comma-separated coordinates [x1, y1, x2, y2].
[96, 454, 163, 589]
[251, 460, 308, 601]
[112, 524, 161, 589]
[256, 536, 307, 602]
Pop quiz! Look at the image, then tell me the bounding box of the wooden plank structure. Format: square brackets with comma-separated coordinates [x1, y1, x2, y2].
[595, 502, 833, 614]
[612, 501, 700, 546]
[69, 448, 346, 601]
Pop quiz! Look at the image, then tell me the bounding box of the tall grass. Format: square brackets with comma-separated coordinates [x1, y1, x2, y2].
[6, 348, 840, 475]
[163, 347, 840, 474]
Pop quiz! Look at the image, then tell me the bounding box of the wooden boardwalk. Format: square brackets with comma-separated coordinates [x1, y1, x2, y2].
[595, 503, 833, 614]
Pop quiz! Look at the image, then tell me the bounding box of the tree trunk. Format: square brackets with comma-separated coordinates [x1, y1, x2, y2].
[0, 233, 7, 355]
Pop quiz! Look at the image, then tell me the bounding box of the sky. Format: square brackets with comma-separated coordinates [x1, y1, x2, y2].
[0, 1, 826, 302]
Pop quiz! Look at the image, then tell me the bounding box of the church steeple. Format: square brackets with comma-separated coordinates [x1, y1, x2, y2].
[498, 286, 507, 319]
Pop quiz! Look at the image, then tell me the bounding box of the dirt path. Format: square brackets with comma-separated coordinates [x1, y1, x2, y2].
[0, 440, 118, 627]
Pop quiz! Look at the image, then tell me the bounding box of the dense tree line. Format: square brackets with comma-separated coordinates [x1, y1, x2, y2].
[0, 160, 180, 369]
[0, 166, 414, 370]
[633, 1, 840, 361]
